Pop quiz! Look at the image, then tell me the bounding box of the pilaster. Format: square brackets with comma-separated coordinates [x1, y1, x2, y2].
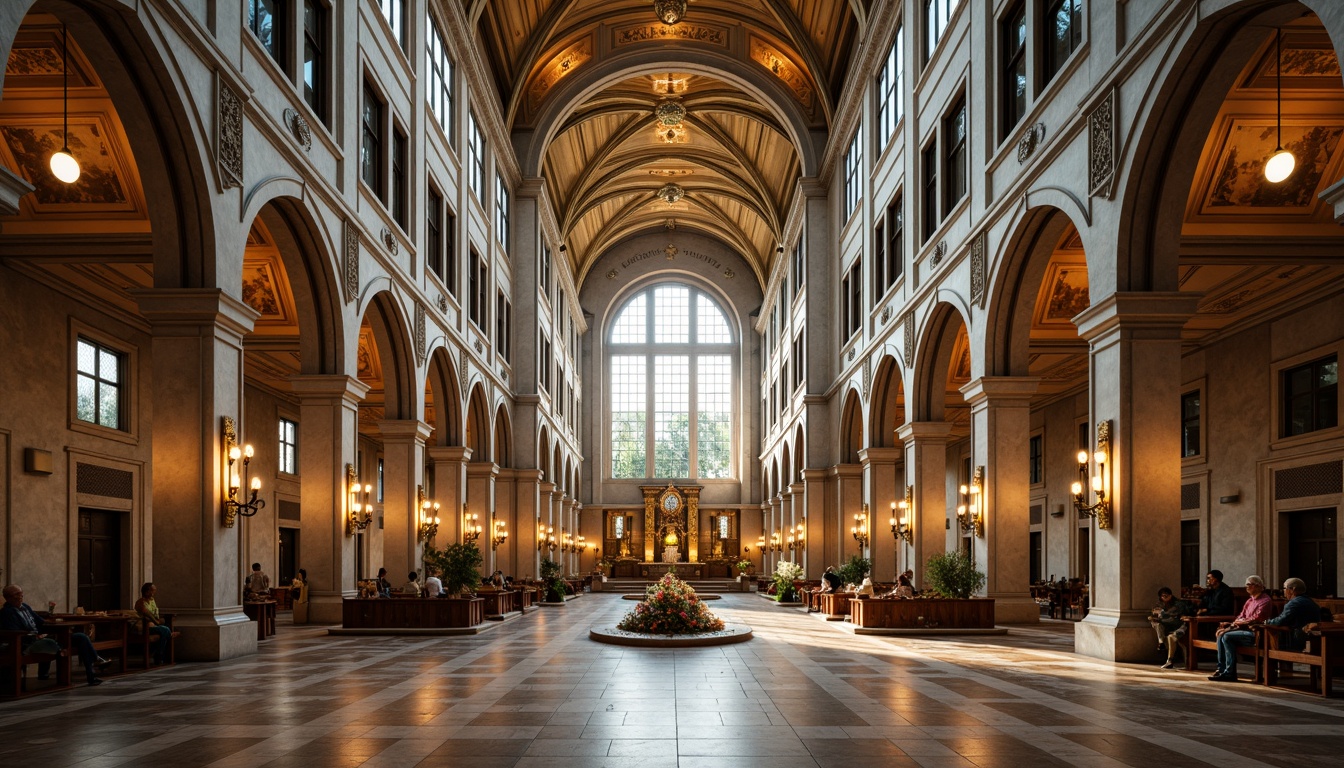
[860, 446, 903, 583]
[897, 421, 953, 590]
[379, 420, 433, 585]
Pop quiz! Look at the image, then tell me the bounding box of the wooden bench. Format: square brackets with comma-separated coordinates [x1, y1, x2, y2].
[50, 614, 129, 676]
[1262, 622, 1344, 697]
[1179, 615, 1266, 678]
[127, 613, 178, 669]
[0, 628, 72, 697]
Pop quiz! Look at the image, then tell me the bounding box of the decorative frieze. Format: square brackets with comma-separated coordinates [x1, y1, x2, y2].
[970, 231, 987, 309]
[1016, 123, 1046, 164]
[342, 220, 359, 304]
[902, 312, 914, 367]
[414, 303, 426, 366]
[283, 108, 312, 152]
[215, 76, 243, 188]
[1089, 90, 1116, 198]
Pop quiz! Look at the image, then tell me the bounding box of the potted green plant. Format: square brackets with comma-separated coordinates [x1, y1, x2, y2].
[772, 560, 804, 602]
[924, 550, 987, 599]
[540, 557, 566, 602]
[424, 542, 482, 597]
[836, 554, 871, 588]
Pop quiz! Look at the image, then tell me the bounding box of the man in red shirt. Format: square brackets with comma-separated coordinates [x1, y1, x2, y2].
[1208, 575, 1273, 682]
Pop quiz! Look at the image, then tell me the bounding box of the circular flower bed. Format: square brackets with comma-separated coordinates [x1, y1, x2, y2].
[616, 572, 725, 635]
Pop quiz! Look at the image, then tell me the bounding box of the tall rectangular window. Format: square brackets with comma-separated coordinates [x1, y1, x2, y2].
[792, 241, 804, 297]
[1001, 1, 1027, 140]
[925, 0, 962, 60]
[1181, 520, 1201, 592]
[426, 14, 454, 142]
[944, 97, 967, 210]
[1029, 434, 1043, 484]
[792, 332, 805, 390]
[844, 128, 863, 220]
[467, 111, 485, 203]
[279, 418, 298, 474]
[248, 0, 286, 66]
[886, 195, 904, 288]
[1282, 355, 1338, 437]
[654, 355, 691, 478]
[302, 1, 326, 123]
[469, 251, 487, 331]
[1043, 0, 1083, 85]
[496, 291, 512, 363]
[377, 0, 404, 48]
[391, 127, 408, 228]
[876, 26, 904, 148]
[1181, 391, 1201, 457]
[698, 355, 732, 479]
[540, 246, 552, 300]
[921, 142, 938, 242]
[426, 186, 443, 279]
[539, 334, 553, 393]
[444, 211, 457, 297]
[610, 355, 646, 478]
[360, 82, 383, 198]
[75, 338, 123, 430]
[873, 219, 886, 297]
[495, 173, 509, 244]
[840, 260, 862, 342]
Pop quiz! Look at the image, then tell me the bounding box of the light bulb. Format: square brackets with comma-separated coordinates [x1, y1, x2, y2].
[230, 472, 241, 490]
[250, 476, 261, 491]
[243, 444, 255, 458]
[1071, 481, 1083, 495]
[1093, 451, 1106, 466]
[229, 446, 242, 461]
[1076, 450, 1088, 464]
[1091, 476, 1103, 493]
[1264, 149, 1295, 182]
[50, 148, 80, 183]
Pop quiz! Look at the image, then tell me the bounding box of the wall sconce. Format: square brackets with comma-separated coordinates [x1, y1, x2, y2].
[786, 532, 796, 551]
[546, 527, 558, 552]
[891, 486, 913, 544]
[462, 505, 481, 543]
[794, 522, 805, 549]
[1072, 420, 1112, 529]
[851, 503, 870, 548]
[416, 485, 440, 543]
[956, 467, 985, 538]
[491, 519, 508, 550]
[769, 531, 782, 552]
[346, 463, 373, 535]
[222, 416, 264, 527]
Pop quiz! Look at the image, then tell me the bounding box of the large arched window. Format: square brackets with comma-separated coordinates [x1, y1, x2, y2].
[608, 284, 735, 479]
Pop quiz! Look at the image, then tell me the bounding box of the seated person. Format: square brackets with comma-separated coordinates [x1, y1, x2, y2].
[1208, 575, 1274, 682]
[401, 572, 422, 596]
[135, 582, 174, 665]
[854, 577, 875, 597]
[818, 567, 842, 594]
[244, 562, 270, 600]
[1263, 577, 1321, 651]
[423, 567, 443, 598]
[490, 570, 505, 589]
[375, 568, 393, 598]
[1197, 569, 1235, 616]
[1, 584, 103, 686]
[883, 573, 915, 599]
[1148, 586, 1194, 669]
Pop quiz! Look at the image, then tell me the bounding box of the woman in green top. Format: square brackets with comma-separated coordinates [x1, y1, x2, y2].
[135, 582, 172, 665]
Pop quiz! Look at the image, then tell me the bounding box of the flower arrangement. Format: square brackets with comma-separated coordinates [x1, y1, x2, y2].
[734, 559, 753, 574]
[616, 572, 725, 635]
[773, 560, 804, 601]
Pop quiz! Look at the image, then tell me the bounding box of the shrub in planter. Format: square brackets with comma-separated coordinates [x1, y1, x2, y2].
[773, 560, 804, 601]
[924, 550, 986, 599]
[540, 557, 566, 602]
[836, 554, 871, 588]
[424, 542, 482, 597]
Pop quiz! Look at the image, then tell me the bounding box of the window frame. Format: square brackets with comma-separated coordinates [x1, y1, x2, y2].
[279, 417, 299, 476]
[469, 250, 489, 332]
[876, 24, 904, 150]
[1000, 0, 1027, 141]
[247, 0, 288, 69]
[1041, 0, 1084, 86]
[426, 12, 455, 145]
[882, 194, 903, 296]
[1028, 431, 1044, 487]
[1279, 353, 1339, 439]
[301, 0, 328, 125]
[467, 110, 486, 204]
[360, 79, 385, 200]
[73, 334, 129, 435]
[921, 140, 938, 242]
[495, 173, 510, 247]
[426, 184, 443, 280]
[376, 0, 406, 50]
[391, 124, 408, 229]
[943, 95, 967, 212]
[844, 127, 863, 221]
[1181, 387, 1203, 459]
[925, 0, 962, 63]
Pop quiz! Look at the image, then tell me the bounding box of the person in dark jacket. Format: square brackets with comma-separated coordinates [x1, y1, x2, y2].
[1264, 577, 1321, 651]
[1197, 570, 1235, 615]
[1, 585, 103, 686]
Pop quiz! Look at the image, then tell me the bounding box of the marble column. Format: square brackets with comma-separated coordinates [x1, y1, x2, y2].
[428, 445, 472, 548]
[379, 420, 432, 584]
[832, 464, 864, 567]
[861, 446, 902, 583]
[789, 481, 808, 577]
[466, 462, 499, 563]
[962, 377, 1041, 623]
[1073, 293, 1199, 661]
[801, 469, 829, 577]
[289, 374, 368, 624]
[898, 421, 953, 590]
[538, 481, 556, 567]
[136, 289, 259, 661]
[491, 469, 515, 577]
[513, 469, 542, 580]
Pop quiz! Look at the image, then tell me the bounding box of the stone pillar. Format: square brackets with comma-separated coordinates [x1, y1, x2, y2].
[379, 420, 432, 584]
[961, 377, 1041, 623]
[860, 447, 902, 583]
[789, 481, 808, 576]
[800, 469, 829, 576]
[898, 421, 952, 590]
[832, 464, 864, 568]
[513, 469, 542, 580]
[136, 289, 259, 661]
[428, 445, 472, 548]
[538, 481, 556, 567]
[466, 461, 499, 562]
[1073, 293, 1199, 661]
[289, 375, 369, 624]
[491, 469, 515, 577]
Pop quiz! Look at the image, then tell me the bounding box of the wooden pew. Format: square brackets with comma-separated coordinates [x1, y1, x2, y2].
[0, 628, 73, 697]
[1262, 622, 1344, 697]
[127, 613, 179, 668]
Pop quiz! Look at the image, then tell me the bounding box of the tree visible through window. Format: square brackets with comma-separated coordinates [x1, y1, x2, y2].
[609, 284, 735, 480]
[76, 338, 123, 430]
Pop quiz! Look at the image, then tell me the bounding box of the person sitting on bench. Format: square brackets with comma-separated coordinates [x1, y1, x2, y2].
[1, 585, 103, 686]
[134, 582, 173, 665]
[1263, 577, 1321, 651]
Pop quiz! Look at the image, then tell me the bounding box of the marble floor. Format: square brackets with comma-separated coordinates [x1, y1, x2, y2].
[2, 593, 1342, 768]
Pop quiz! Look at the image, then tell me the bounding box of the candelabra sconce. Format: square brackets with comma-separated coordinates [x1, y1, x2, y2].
[576, 534, 587, 553]
[416, 485, 441, 543]
[794, 522, 805, 549]
[345, 463, 373, 535]
[891, 486, 913, 545]
[851, 503, 870, 548]
[538, 524, 549, 550]
[222, 416, 264, 528]
[462, 505, 481, 543]
[956, 467, 985, 538]
[546, 526, 558, 552]
[769, 531, 782, 552]
[491, 519, 508, 550]
[1072, 420, 1112, 529]
[786, 532, 796, 551]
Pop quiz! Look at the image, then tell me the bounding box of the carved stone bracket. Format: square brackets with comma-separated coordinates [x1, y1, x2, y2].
[930, 240, 947, 267]
[881, 305, 892, 323]
[1088, 90, 1116, 199]
[215, 76, 243, 188]
[474, 339, 483, 354]
[414, 303, 426, 366]
[902, 312, 914, 367]
[437, 293, 448, 313]
[379, 228, 399, 255]
[1016, 122, 1046, 164]
[283, 108, 312, 152]
[969, 231, 987, 309]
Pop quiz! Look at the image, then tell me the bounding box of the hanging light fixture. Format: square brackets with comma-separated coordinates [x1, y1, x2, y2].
[1264, 28, 1295, 183]
[50, 23, 81, 184]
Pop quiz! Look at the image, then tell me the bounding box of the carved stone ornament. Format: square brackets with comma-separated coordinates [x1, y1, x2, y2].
[474, 339, 484, 354]
[283, 108, 313, 152]
[656, 183, 685, 204]
[881, 305, 892, 323]
[607, 269, 619, 280]
[930, 240, 947, 267]
[437, 293, 448, 313]
[723, 268, 735, 279]
[969, 231, 987, 309]
[902, 312, 914, 367]
[415, 303, 426, 366]
[1016, 123, 1045, 164]
[654, 0, 687, 25]
[380, 227, 399, 255]
[216, 77, 243, 188]
[655, 99, 686, 126]
[862, 356, 871, 398]
[848, 348, 856, 362]
[342, 220, 359, 304]
[1089, 90, 1117, 199]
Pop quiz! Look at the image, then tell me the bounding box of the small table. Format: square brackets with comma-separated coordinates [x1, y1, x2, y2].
[243, 600, 276, 640]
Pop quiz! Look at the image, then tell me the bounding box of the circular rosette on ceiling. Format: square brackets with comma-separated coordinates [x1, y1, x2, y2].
[656, 183, 685, 204]
[655, 99, 686, 127]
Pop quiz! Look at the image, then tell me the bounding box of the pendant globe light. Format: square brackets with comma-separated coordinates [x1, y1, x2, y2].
[49, 23, 81, 184]
[1264, 28, 1295, 183]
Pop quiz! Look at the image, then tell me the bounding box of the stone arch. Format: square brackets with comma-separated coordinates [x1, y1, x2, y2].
[839, 388, 864, 464]
[493, 403, 512, 467]
[553, 444, 564, 492]
[793, 427, 805, 480]
[780, 443, 792, 493]
[538, 426, 552, 480]
[868, 354, 905, 447]
[424, 347, 463, 446]
[912, 302, 971, 423]
[360, 291, 417, 421]
[465, 383, 491, 461]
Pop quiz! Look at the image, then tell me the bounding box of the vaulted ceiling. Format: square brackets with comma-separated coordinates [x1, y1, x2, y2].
[470, 0, 862, 288]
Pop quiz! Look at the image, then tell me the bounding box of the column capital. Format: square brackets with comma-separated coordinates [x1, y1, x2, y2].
[466, 461, 500, 479]
[516, 176, 545, 196]
[133, 288, 259, 338]
[289, 374, 370, 404]
[1322, 176, 1344, 224]
[799, 468, 828, 483]
[960, 376, 1040, 407]
[1073, 292, 1201, 343]
[377, 419, 434, 443]
[897, 420, 953, 442]
[539, 481, 557, 494]
[427, 445, 473, 462]
[829, 463, 863, 479]
[789, 481, 805, 495]
[858, 446, 903, 464]
[799, 176, 827, 197]
[512, 467, 543, 482]
[0, 164, 34, 215]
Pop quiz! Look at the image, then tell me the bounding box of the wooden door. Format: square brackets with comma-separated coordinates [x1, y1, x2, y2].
[77, 509, 122, 611]
[1288, 508, 1337, 598]
[279, 526, 299, 586]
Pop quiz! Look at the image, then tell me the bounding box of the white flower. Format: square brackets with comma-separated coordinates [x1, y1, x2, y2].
[774, 560, 804, 581]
